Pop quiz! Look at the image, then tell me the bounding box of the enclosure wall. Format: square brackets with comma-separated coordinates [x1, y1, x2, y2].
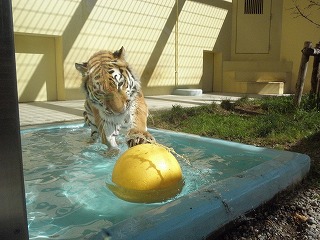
[12, 0, 232, 101]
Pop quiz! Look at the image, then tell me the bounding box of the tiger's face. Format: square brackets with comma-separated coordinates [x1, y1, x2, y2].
[75, 47, 139, 115]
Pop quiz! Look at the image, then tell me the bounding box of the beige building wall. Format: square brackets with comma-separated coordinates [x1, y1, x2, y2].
[222, 0, 289, 95]
[63, 0, 177, 98]
[231, 0, 283, 61]
[12, 0, 80, 102]
[280, 0, 320, 93]
[15, 34, 57, 102]
[225, 0, 320, 95]
[12, 0, 232, 102]
[12, 0, 320, 101]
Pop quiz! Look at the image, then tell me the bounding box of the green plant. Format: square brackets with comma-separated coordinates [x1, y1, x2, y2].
[148, 95, 320, 149]
[260, 96, 296, 114]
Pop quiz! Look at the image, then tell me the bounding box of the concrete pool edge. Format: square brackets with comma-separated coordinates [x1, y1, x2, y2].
[20, 123, 311, 239]
[95, 147, 310, 239]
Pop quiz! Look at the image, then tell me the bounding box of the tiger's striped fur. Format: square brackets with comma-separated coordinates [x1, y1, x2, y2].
[75, 47, 154, 156]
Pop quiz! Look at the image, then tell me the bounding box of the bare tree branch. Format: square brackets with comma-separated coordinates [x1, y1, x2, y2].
[308, 0, 320, 7]
[291, 0, 320, 28]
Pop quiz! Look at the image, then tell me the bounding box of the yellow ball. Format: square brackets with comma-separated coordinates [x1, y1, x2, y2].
[108, 144, 184, 203]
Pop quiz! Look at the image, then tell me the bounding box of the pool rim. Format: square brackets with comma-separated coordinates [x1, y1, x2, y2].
[21, 122, 310, 240]
[95, 130, 310, 240]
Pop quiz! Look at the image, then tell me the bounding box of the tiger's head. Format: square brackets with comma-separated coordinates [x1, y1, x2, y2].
[75, 47, 139, 115]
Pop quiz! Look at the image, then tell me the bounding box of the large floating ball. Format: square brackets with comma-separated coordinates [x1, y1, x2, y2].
[108, 144, 184, 203]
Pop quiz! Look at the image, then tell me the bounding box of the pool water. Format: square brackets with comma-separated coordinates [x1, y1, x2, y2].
[22, 124, 274, 239]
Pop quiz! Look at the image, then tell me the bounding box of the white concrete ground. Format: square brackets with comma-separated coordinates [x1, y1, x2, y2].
[19, 93, 264, 127]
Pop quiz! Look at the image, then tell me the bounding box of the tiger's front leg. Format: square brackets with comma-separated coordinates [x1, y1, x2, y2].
[91, 106, 120, 157]
[126, 93, 155, 147]
[104, 133, 120, 157]
[83, 100, 99, 143]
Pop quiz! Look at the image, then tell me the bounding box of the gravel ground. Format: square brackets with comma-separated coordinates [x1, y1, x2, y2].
[215, 184, 320, 240]
[213, 132, 320, 240]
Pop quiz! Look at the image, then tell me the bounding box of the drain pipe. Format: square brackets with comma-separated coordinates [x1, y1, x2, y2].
[175, 0, 179, 87]
[0, 0, 29, 239]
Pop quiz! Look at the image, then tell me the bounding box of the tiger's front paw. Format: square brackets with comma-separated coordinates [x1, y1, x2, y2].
[126, 129, 156, 148]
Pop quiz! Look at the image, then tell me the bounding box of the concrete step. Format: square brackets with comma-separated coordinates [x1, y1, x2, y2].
[234, 71, 287, 83]
[244, 81, 284, 94]
[234, 82, 284, 94]
[222, 60, 292, 94]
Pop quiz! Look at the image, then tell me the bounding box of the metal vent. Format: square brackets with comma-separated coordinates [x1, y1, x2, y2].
[244, 0, 264, 14]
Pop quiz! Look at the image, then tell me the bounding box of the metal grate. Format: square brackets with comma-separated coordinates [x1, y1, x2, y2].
[244, 0, 264, 14]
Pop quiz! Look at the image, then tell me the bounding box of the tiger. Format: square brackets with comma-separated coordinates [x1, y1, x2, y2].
[75, 47, 155, 156]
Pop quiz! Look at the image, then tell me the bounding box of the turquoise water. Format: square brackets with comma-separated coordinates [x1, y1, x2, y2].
[22, 124, 273, 239]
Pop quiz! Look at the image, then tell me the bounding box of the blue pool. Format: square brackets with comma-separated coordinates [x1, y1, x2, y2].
[21, 123, 310, 239]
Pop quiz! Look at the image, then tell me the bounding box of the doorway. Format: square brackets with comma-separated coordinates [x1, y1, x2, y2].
[202, 51, 214, 93]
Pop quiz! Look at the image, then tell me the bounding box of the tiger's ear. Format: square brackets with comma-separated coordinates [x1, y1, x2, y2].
[113, 46, 125, 59]
[75, 62, 88, 77]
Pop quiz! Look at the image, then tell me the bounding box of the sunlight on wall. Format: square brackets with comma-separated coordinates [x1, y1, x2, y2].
[12, 0, 231, 99]
[146, 40, 176, 87]
[15, 53, 45, 100]
[12, 0, 79, 35]
[64, 0, 176, 97]
[14, 34, 58, 102]
[178, 1, 227, 86]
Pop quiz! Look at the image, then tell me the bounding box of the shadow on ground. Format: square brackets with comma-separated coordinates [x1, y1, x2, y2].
[289, 131, 320, 184]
